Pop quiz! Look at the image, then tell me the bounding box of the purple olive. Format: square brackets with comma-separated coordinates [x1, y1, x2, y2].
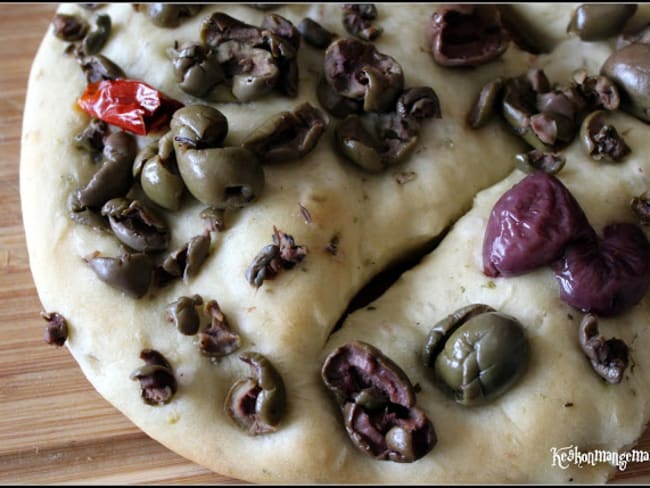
[553, 223, 650, 316]
[483, 172, 595, 277]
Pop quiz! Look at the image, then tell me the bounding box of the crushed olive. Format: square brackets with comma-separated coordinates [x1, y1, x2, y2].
[199, 300, 241, 358]
[225, 352, 286, 435]
[101, 198, 170, 253]
[84, 251, 153, 298]
[552, 223, 650, 316]
[423, 304, 530, 406]
[324, 38, 404, 113]
[165, 295, 203, 336]
[74, 118, 108, 159]
[159, 233, 211, 284]
[76, 53, 125, 84]
[73, 131, 137, 210]
[567, 4, 637, 41]
[334, 86, 439, 172]
[579, 110, 630, 162]
[262, 13, 301, 50]
[601, 43, 650, 123]
[342, 3, 383, 41]
[617, 22, 650, 50]
[242, 103, 328, 163]
[515, 149, 565, 175]
[322, 341, 436, 462]
[130, 349, 177, 406]
[572, 70, 620, 111]
[631, 190, 650, 225]
[41, 311, 68, 346]
[134, 4, 202, 28]
[298, 17, 335, 49]
[82, 13, 111, 55]
[199, 206, 226, 232]
[52, 13, 88, 42]
[578, 314, 629, 384]
[169, 42, 224, 98]
[429, 4, 510, 67]
[245, 227, 308, 288]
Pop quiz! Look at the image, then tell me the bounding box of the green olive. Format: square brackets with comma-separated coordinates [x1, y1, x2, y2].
[424, 304, 530, 406]
[169, 43, 224, 98]
[579, 110, 630, 162]
[141, 156, 185, 211]
[567, 4, 637, 41]
[175, 146, 265, 209]
[171, 105, 228, 149]
[601, 43, 650, 122]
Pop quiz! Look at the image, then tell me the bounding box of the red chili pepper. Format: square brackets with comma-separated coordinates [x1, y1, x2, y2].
[77, 79, 184, 136]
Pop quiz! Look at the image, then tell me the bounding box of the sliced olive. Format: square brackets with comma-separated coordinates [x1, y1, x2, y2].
[160, 233, 211, 282]
[242, 103, 328, 163]
[75, 131, 137, 209]
[601, 43, 650, 122]
[130, 349, 177, 406]
[567, 4, 637, 41]
[199, 300, 241, 358]
[225, 352, 286, 435]
[84, 251, 153, 298]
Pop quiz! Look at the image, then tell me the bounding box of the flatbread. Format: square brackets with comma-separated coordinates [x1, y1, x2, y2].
[20, 2, 650, 483]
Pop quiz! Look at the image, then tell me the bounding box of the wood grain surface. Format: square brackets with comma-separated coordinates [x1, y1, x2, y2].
[0, 3, 649, 485]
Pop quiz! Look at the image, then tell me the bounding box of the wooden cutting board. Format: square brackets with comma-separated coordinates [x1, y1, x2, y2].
[1, 4, 648, 484]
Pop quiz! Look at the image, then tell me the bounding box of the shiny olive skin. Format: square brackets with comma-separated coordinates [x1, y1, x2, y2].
[169, 43, 224, 98]
[84, 252, 153, 298]
[171, 105, 228, 149]
[567, 4, 637, 41]
[425, 305, 530, 406]
[166, 295, 203, 335]
[601, 43, 650, 122]
[136, 133, 185, 211]
[225, 352, 287, 435]
[138, 4, 202, 28]
[467, 77, 504, 129]
[175, 146, 265, 209]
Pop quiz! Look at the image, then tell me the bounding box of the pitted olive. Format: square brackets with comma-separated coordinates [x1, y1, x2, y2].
[225, 352, 286, 435]
[171, 105, 228, 149]
[169, 42, 225, 98]
[135, 132, 185, 211]
[423, 304, 530, 406]
[601, 43, 650, 122]
[175, 146, 265, 209]
[567, 4, 637, 41]
[579, 110, 630, 162]
[101, 198, 170, 253]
